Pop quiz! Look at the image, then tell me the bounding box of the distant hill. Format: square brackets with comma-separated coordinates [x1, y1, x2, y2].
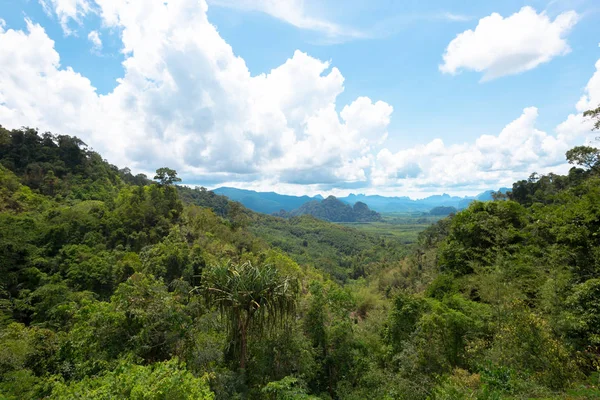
[275, 196, 382, 222]
[429, 206, 457, 216]
[475, 187, 511, 201]
[213, 186, 512, 215]
[340, 193, 466, 212]
[213, 187, 320, 214]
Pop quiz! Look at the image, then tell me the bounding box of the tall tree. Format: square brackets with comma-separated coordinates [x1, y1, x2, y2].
[200, 261, 298, 370]
[584, 105, 600, 131]
[154, 167, 181, 186]
[566, 146, 600, 171]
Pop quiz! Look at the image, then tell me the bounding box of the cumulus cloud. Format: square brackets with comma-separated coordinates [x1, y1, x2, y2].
[0, 19, 100, 147]
[370, 107, 578, 191]
[87, 30, 102, 53]
[574, 57, 600, 114]
[557, 54, 600, 144]
[0, 0, 390, 186]
[0, 1, 596, 196]
[39, 0, 93, 34]
[440, 6, 578, 81]
[371, 48, 600, 194]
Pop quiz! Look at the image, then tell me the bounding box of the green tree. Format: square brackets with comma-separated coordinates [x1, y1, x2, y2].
[261, 376, 318, 400]
[438, 201, 527, 275]
[62, 274, 191, 378]
[153, 167, 181, 186]
[563, 278, 600, 352]
[50, 358, 214, 399]
[200, 261, 298, 370]
[566, 146, 600, 172]
[0, 323, 60, 399]
[583, 105, 600, 130]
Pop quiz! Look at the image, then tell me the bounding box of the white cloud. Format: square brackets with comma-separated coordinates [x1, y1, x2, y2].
[0, 0, 389, 186]
[208, 0, 365, 40]
[575, 58, 600, 113]
[440, 6, 578, 81]
[0, 19, 100, 145]
[442, 12, 471, 22]
[369, 55, 600, 194]
[370, 107, 577, 191]
[557, 56, 600, 145]
[39, 0, 93, 34]
[0, 1, 596, 197]
[87, 30, 102, 53]
[368, 50, 596, 194]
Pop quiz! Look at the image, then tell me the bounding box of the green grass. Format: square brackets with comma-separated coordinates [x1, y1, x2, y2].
[339, 213, 447, 244]
[250, 214, 408, 282]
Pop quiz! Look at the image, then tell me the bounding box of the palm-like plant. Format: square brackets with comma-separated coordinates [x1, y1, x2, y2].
[200, 261, 298, 369]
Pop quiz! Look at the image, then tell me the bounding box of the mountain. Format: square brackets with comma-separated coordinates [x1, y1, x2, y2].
[213, 187, 511, 215]
[339, 193, 420, 212]
[213, 187, 320, 214]
[429, 206, 457, 216]
[475, 187, 511, 201]
[275, 196, 382, 222]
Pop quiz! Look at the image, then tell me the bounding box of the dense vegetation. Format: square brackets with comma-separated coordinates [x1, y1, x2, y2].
[340, 215, 446, 244]
[428, 206, 457, 216]
[1, 125, 600, 399]
[274, 196, 382, 222]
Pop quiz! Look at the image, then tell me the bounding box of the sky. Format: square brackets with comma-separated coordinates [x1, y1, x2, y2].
[1, 0, 600, 198]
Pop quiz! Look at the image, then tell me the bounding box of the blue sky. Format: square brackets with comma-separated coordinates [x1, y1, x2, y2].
[209, 0, 599, 146]
[1, 0, 599, 197]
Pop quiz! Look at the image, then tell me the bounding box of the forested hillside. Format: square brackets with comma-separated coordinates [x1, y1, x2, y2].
[274, 196, 382, 223]
[1, 125, 600, 399]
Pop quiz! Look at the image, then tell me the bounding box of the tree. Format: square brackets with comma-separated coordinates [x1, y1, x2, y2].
[200, 261, 298, 370]
[491, 191, 508, 201]
[566, 146, 600, 171]
[583, 105, 600, 131]
[50, 359, 214, 399]
[153, 167, 181, 186]
[261, 376, 318, 400]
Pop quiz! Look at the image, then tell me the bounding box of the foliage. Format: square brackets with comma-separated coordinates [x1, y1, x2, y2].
[276, 196, 382, 222]
[154, 167, 182, 186]
[50, 358, 214, 399]
[583, 105, 600, 130]
[566, 146, 600, 171]
[1, 126, 600, 400]
[178, 186, 231, 218]
[261, 376, 318, 400]
[429, 206, 457, 216]
[252, 214, 406, 282]
[199, 261, 298, 370]
[438, 200, 527, 275]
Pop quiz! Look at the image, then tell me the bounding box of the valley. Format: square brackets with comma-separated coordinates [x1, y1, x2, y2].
[340, 213, 446, 244]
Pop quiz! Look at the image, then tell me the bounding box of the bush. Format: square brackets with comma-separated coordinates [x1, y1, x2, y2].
[49, 358, 214, 399]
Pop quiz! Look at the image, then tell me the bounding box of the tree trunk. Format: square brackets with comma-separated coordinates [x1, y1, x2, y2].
[240, 322, 247, 370]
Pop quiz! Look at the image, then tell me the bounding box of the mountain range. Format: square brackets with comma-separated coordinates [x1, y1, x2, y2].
[212, 187, 510, 215]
